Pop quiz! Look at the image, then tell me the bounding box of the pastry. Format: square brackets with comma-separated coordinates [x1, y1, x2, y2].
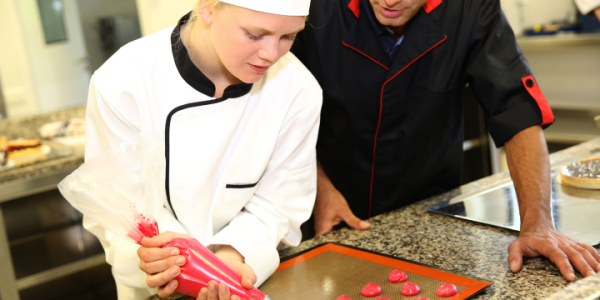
[436, 283, 457, 297]
[361, 283, 382, 297]
[7, 138, 41, 151]
[388, 269, 408, 283]
[559, 157, 600, 189]
[3, 138, 49, 167]
[401, 282, 420, 296]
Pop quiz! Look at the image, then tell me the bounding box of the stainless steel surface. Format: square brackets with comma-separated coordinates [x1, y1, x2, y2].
[488, 134, 502, 175]
[0, 166, 78, 203]
[463, 139, 482, 151]
[428, 161, 600, 246]
[16, 253, 105, 290]
[0, 205, 20, 300]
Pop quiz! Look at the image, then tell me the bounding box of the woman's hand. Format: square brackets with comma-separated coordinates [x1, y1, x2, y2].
[196, 245, 257, 300]
[137, 231, 191, 298]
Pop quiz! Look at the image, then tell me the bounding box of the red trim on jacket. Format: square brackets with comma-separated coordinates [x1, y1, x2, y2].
[348, 0, 360, 18]
[521, 75, 554, 125]
[423, 0, 443, 13]
[342, 41, 390, 70]
[368, 35, 448, 218]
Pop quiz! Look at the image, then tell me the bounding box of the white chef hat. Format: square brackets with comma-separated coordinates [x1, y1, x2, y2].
[220, 0, 310, 16]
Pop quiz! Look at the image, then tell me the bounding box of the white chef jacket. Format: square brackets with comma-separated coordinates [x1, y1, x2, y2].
[83, 13, 322, 300]
[574, 0, 600, 14]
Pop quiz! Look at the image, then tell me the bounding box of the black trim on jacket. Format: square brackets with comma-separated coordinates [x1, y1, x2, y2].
[165, 13, 253, 219]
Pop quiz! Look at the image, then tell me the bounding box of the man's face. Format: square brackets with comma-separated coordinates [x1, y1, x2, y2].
[368, 0, 429, 29]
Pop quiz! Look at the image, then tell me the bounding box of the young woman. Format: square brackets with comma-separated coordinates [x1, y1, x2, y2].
[83, 0, 320, 299]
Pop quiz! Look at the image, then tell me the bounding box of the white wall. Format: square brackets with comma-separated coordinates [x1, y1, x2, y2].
[520, 0, 577, 29]
[76, 0, 139, 72]
[501, 0, 578, 36]
[135, 0, 196, 36]
[520, 39, 600, 111]
[0, 0, 40, 117]
[15, 0, 90, 114]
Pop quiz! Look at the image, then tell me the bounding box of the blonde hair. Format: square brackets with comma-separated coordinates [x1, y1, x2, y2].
[183, 0, 226, 49]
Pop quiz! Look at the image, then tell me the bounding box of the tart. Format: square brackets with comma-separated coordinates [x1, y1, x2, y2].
[558, 157, 600, 190]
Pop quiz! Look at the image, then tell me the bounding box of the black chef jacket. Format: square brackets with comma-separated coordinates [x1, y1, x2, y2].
[291, 0, 555, 220]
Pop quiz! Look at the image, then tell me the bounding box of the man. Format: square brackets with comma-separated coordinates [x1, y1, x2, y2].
[291, 0, 600, 281]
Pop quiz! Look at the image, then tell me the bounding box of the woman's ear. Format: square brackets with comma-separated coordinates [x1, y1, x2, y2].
[199, 5, 214, 25]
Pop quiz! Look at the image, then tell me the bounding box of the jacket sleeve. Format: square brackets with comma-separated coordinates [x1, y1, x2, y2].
[573, 0, 600, 15]
[83, 76, 186, 289]
[207, 77, 322, 286]
[464, 0, 554, 147]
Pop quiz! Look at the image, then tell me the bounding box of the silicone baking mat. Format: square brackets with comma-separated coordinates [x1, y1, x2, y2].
[260, 243, 493, 300]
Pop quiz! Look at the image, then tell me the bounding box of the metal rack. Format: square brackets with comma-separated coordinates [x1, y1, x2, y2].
[0, 166, 106, 300]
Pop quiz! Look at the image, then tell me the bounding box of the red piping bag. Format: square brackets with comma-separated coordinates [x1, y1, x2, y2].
[163, 238, 270, 300]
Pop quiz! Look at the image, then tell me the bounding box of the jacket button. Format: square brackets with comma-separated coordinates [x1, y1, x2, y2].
[525, 78, 534, 88]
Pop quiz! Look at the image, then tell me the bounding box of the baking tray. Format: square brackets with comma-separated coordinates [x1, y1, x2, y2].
[259, 243, 493, 299]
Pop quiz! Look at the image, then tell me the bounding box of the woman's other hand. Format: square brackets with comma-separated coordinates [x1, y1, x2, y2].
[196, 245, 257, 300]
[137, 231, 191, 298]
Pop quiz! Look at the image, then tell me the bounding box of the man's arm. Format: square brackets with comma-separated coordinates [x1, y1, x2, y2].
[505, 125, 600, 281]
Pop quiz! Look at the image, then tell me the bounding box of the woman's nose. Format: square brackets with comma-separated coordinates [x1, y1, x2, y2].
[257, 41, 279, 62]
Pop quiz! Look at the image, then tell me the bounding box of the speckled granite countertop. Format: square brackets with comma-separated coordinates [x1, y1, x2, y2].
[0, 106, 86, 184]
[149, 138, 600, 300]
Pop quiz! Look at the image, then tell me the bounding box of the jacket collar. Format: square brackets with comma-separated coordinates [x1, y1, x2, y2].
[343, 3, 392, 68]
[343, 0, 446, 72]
[171, 13, 253, 99]
[386, 8, 446, 77]
[348, 0, 443, 18]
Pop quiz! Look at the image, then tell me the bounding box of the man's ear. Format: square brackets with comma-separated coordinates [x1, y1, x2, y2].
[199, 6, 214, 25]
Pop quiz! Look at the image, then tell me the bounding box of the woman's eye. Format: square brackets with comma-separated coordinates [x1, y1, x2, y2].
[245, 32, 261, 41]
[283, 35, 297, 41]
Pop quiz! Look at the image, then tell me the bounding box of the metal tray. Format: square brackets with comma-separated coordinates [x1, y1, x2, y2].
[428, 157, 600, 246]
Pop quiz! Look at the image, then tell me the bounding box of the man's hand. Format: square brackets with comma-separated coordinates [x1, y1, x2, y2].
[314, 161, 370, 236]
[508, 225, 600, 281]
[196, 245, 257, 300]
[137, 231, 191, 298]
[595, 6, 600, 21]
[504, 125, 600, 281]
